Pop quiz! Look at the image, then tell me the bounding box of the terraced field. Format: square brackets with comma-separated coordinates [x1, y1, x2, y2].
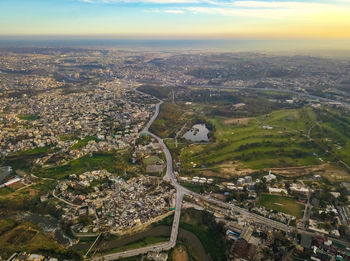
[0, 219, 68, 258]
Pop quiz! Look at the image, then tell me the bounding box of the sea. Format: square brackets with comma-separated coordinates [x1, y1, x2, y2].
[0, 37, 350, 56]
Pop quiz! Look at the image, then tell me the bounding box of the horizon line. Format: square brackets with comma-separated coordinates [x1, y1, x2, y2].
[1, 35, 350, 41]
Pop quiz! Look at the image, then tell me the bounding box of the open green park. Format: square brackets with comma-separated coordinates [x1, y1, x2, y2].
[258, 194, 304, 218]
[35, 151, 136, 179]
[5, 146, 137, 180]
[177, 106, 350, 178]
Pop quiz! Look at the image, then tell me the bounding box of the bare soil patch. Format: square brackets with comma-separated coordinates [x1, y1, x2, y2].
[224, 117, 250, 125]
[198, 161, 254, 179]
[267, 163, 350, 180]
[267, 165, 321, 177]
[320, 163, 350, 181]
[197, 162, 254, 179]
[172, 245, 189, 261]
[219, 161, 255, 177]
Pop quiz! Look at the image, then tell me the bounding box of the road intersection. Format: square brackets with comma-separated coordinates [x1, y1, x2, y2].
[94, 89, 350, 260]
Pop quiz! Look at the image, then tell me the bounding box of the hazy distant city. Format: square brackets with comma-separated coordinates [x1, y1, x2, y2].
[0, 44, 349, 261]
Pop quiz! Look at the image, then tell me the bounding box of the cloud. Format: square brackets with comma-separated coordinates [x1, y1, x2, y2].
[80, 0, 199, 3]
[80, 0, 345, 6]
[79, 0, 348, 10]
[184, 5, 340, 18]
[164, 9, 185, 13]
[158, 0, 347, 18]
[233, 1, 333, 9]
[80, 0, 350, 19]
[184, 6, 286, 18]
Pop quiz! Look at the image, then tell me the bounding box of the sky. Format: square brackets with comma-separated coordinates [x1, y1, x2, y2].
[0, 0, 350, 39]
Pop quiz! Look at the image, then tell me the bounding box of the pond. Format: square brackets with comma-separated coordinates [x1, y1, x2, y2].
[183, 124, 209, 142]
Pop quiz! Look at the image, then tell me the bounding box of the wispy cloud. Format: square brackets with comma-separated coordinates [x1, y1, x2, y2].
[184, 6, 297, 18]
[181, 1, 348, 18]
[164, 9, 185, 13]
[80, 0, 200, 3]
[234, 1, 332, 9]
[80, 0, 350, 19]
[80, 0, 344, 6]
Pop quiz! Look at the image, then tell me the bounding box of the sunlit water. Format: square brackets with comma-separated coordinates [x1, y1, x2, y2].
[183, 124, 209, 142]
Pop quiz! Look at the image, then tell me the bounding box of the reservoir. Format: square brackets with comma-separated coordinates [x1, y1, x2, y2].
[183, 124, 209, 142]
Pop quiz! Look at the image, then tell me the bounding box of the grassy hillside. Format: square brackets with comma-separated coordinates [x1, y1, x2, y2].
[5, 146, 56, 171]
[137, 85, 171, 99]
[179, 106, 350, 176]
[150, 102, 187, 138]
[0, 219, 78, 259]
[35, 151, 137, 179]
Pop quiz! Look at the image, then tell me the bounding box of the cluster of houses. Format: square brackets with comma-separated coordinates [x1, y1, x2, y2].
[0, 81, 154, 161]
[179, 176, 214, 184]
[3, 252, 58, 261]
[55, 173, 176, 234]
[298, 234, 350, 261]
[251, 206, 296, 225]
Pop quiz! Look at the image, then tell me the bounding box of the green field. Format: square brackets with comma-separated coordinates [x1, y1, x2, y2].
[21, 146, 53, 155]
[104, 236, 168, 254]
[59, 134, 79, 141]
[35, 151, 135, 179]
[5, 146, 55, 170]
[137, 85, 171, 99]
[0, 219, 76, 259]
[259, 194, 304, 218]
[72, 136, 98, 149]
[0, 187, 15, 196]
[17, 114, 38, 121]
[155, 208, 226, 260]
[0, 219, 16, 235]
[0, 179, 57, 206]
[143, 155, 162, 165]
[150, 102, 187, 138]
[178, 106, 350, 175]
[179, 208, 226, 261]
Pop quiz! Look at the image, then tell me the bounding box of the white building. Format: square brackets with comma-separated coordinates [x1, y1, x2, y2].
[264, 171, 276, 182]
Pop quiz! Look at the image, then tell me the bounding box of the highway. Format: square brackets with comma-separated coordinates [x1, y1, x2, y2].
[194, 85, 350, 109]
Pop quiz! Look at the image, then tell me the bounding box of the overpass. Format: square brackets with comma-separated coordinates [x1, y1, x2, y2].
[94, 85, 350, 260]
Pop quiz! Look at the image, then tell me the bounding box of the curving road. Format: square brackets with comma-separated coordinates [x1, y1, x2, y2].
[141, 102, 174, 183]
[94, 87, 350, 260]
[94, 99, 183, 260]
[95, 90, 292, 260]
